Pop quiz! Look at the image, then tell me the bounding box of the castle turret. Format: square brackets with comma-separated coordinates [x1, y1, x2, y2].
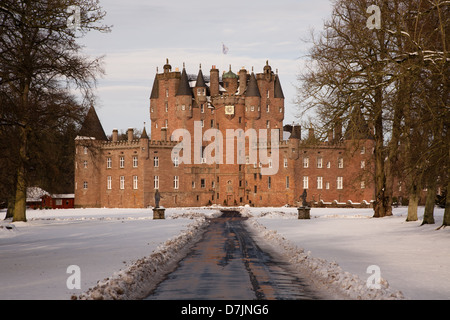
[244, 72, 261, 120]
[78, 105, 108, 141]
[194, 65, 207, 105]
[239, 67, 247, 95]
[272, 74, 285, 122]
[222, 65, 238, 94]
[176, 65, 193, 120]
[150, 73, 160, 122]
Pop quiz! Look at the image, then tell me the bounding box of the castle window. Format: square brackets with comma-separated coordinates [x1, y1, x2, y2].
[201, 179, 205, 188]
[107, 157, 112, 169]
[133, 156, 138, 168]
[154, 176, 159, 189]
[165, 102, 168, 113]
[361, 181, 365, 189]
[200, 104, 204, 113]
[192, 181, 195, 188]
[164, 119, 168, 128]
[337, 177, 343, 189]
[181, 105, 185, 111]
[107, 176, 112, 190]
[83, 181, 88, 189]
[279, 107, 283, 113]
[326, 161, 331, 168]
[119, 156, 125, 168]
[303, 157, 309, 168]
[266, 120, 270, 129]
[361, 160, 365, 169]
[174, 176, 179, 189]
[133, 176, 138, 190]
[284, 158, 288, 168]
[211, 119, 214, 128]
[268, 176, 271, 189]
[317, 176, 323, 189]
[84, 147, 88, 154]
[317, 157, 323, 168]
[251, 106, 255, 112]
[83, 160, 88, 168]
[286, 176, 290, 189]
[120, 176, 125, 190]
[254, 185, 257, 193]
[165, 89, 169, 97]
[338, 158, 344, 168]
[266, 104, 270, 113]
[267, 90, 270, 98]
[326, 182, 330, 189]
[268, 158, 272, 168]
[200, 120, 204, 128]
[303, 176, 309, 189]
[153, 156, 159, 167]
[361, 146, 366, 154]
[173, 156, 179, 167]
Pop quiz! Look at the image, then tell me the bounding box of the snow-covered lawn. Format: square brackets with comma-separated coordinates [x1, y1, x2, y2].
[246, 206, 450, 300]
[1, 206, 449, 300]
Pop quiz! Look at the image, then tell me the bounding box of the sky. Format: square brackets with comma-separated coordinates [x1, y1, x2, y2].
[78, 0, 334, 136]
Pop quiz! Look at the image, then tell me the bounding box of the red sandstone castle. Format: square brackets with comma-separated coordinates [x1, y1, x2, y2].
[74, 60, 375, 208]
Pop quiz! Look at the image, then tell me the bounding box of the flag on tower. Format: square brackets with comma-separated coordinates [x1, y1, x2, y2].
[222, 43, 229, 55]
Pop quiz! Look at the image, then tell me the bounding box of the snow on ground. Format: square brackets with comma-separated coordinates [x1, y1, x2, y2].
[1, 206, 449, 300]
[0, 207, 220, 300]
[243, 206, 450, 300]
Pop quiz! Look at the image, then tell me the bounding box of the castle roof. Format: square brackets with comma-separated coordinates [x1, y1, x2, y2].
[176, 67, 193, 96]
[195, 68, 207, 88]
[223, 66, 238, 79]
[78, 106, 107, 141]
[344, 106, 372, 140]
[150, 74, 159, 99]
[246, 72, 261, 97]
[141, 126, 149, 139]
[274, 74, 284, 99]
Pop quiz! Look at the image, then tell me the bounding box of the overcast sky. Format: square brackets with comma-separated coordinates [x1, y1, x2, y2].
[78, 0, 334, 135]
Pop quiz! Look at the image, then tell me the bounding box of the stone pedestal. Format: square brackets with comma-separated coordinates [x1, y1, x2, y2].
[297, 207, 311, 219]
[153, 207, 165, 219]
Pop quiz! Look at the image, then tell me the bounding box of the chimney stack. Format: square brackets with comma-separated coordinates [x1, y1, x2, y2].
[127, 128, 134, 142]
[210, 66, 219, 96]
[112, 129, 118, 142]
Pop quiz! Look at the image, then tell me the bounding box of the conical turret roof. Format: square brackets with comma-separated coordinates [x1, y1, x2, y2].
[195, 68, 207, 88]
[246, 72, 260, 97]
[150, 74, 159, 99]
[274, 74, 284, 99]
[78, 106, 107, 141]
[344, 106, 372, 140]
[176, 67, 193, 96]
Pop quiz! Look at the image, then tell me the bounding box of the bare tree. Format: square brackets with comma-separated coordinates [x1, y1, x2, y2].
[0, 0, 110, 222]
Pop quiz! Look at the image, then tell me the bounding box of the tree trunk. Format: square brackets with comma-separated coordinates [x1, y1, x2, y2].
[422, 182, 436, 225]
[406, 184, 419, 222]
[5, 195, 15, 219]
[13, 126, 28, 222]
[373, 97, 386, 218]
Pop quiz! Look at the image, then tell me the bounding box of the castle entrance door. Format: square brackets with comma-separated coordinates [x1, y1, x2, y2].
[227, 194, 233, 206]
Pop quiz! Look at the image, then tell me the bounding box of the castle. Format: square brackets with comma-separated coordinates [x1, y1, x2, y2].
[74, 60, 375, 208]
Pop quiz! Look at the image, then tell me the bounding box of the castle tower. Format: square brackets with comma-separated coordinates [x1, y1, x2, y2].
[244, 72, 261, 121]
[175, 65, 193, 122]
[222, 65, 238, 94]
